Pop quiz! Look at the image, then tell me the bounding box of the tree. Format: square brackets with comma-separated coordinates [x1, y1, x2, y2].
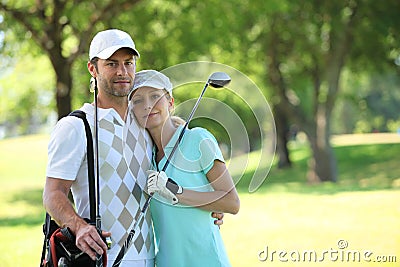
[264, 2, 357, 182]
[1, 0, 399, 186]
[261, 0, 400, 182]
[179, 0, 399, 182]
[0, 0, 141, 120]
[118, 0, 400, 182]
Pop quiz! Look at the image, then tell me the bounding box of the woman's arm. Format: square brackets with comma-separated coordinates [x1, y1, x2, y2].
[147, 160, 240, 215]
[177, 160, 240, 214]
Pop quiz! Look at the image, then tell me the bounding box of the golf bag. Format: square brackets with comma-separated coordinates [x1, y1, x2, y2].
[40, 110, 107, 267]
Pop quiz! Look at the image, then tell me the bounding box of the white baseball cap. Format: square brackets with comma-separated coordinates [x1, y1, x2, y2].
[89, 29, 140, 60]
[130, 70, 173, 99]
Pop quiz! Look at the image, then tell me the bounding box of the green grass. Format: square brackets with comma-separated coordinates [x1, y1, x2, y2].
[0, 134, 399, 266]
[223, 190, 399, 266]
[0, 135, 49, 266]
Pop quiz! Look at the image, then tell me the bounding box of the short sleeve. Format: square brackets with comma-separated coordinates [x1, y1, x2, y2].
[46, 116, 87, 180]
[193, 128, 224, 174]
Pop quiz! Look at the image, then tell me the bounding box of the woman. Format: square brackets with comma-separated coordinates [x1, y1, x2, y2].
[128, 70, 240, 267]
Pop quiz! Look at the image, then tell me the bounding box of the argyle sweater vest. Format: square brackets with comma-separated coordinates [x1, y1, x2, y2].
[84, 104, 155, 260]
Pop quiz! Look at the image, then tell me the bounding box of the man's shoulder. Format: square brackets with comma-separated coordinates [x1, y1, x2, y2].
[53, 111, 89, 137]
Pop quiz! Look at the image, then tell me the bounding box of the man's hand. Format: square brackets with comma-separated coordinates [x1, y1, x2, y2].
[147, 170, 182, 204]
[74, 222, 111, 261]
[212, 212, 224, 227]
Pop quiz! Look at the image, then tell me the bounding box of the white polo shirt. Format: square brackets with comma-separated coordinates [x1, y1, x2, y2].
[46, 103, 155, 266]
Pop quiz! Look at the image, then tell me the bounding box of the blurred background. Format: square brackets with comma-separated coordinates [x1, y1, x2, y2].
[1, 1, 399, 266]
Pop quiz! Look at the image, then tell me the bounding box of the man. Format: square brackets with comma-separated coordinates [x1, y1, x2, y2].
[43, 29, 223, 267]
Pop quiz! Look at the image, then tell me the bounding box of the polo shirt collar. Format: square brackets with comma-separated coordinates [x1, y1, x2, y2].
[81, 103, 125, 125]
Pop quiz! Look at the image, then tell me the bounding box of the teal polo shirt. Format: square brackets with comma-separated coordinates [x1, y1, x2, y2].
[150, 125, 231, 267]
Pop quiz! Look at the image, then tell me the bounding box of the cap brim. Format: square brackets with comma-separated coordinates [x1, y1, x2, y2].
[91, 45, 140, 60]
[130, 83, 173, 100]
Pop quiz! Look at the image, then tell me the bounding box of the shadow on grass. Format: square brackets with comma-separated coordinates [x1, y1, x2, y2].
[11, 188, 43, 206]
[234, 143, 400, 195]
[0, 188, 45, 227]
[0, 214, 44, 227]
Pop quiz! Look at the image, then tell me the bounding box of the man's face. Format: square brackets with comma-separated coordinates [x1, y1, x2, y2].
[90, 48, 136, 98]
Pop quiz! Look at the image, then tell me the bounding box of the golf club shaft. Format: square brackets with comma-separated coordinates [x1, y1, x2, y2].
[112, 81, 211, 267]
[142, 81, 210, 208]
[162, 81, 209, 171]
[93, 80, 103, 267]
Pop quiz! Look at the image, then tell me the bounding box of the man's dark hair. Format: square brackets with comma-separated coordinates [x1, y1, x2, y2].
[90, 57, 99, 72]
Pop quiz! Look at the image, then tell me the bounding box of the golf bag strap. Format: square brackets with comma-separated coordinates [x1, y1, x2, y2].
[69, 110, 96, 221]
[40, 213, 52, 266]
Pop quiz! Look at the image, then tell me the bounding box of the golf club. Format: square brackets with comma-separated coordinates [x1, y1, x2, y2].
[90, 77, 104, 267]
[112, 72, 231, 267]
[163, 71, 231, 170]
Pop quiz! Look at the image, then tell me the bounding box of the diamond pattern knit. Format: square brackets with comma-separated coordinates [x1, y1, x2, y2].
[87, 104, 154, 259]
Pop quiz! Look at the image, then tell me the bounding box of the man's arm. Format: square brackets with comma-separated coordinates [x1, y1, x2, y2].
[43, 177, 110, 260]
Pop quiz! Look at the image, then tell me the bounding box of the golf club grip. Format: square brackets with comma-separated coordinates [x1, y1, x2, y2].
[112, 211, 144, 267]
[96, 217, 103, 267]
[96, 254, 103, 267]
[112, 232, 133, 267]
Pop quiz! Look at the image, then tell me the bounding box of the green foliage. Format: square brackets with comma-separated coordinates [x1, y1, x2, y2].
[1, 0, 400, 142]
[387, 119, 400, 133]
[172, 82, 262, 154]
[0, 54, 54, 137]
[333, 71, 400, 134]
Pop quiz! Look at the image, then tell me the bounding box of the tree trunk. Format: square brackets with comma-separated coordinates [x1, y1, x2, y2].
[51, 58, 73, 120]
[56, 77, 72, 120]
[273, 103, 291, 168]
[306, 137, 337, 183]
[304, 107, 337, 183]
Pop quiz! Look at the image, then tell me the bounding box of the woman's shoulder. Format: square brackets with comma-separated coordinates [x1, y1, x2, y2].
[184, 127, 220, 149]
[187, 127, 215, 140]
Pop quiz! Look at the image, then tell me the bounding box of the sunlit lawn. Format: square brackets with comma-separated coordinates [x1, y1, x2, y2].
[0, 134, 399, 266]
[222, 191, 399, 267]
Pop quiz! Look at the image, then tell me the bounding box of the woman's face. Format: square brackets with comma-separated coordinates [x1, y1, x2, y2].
[130, 86, 173, 129]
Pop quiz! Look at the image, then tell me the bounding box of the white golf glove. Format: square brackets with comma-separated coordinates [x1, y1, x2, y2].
[146, 170, 183, 205]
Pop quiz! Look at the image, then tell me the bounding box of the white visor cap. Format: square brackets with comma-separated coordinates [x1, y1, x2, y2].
[130, 70, 173, 99]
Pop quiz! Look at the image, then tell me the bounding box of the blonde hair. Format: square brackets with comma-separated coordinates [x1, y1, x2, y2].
[163, 89, 185, 127]
[171, 116, 186, 126]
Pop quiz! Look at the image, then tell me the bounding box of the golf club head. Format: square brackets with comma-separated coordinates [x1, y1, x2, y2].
[208, 72, 231, 88]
